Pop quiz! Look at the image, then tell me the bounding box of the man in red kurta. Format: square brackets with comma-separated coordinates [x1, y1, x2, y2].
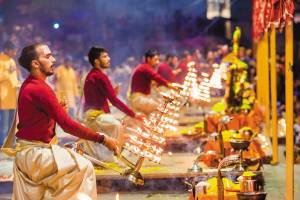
[10, 43, 118, 200]
[82, 46, 143, 162]
[84, 48, 136, 117]
[176, 51, 192, 84]
[129, 49, 173, 115]
[157, 54, 178, 82]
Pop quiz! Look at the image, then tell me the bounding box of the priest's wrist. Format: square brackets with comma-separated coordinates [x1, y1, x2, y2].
[96, 133, 106, 145]
[102, 135, 107, 145]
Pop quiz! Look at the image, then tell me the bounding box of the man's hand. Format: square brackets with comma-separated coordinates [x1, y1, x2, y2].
[173, 68, 182, 76]
[103, 136, 119, 155]
[114, 85, 120, 96]
[168, 83, 183, 91]
[134, 113, 146, 122]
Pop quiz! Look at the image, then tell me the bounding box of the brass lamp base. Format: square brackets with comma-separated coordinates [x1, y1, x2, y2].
[65, 143, 146, 185]
[188, 163, 203, 173]
[124, 169, 145, 185]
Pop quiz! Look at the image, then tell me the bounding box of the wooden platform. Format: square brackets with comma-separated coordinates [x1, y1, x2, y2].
[95, 153, 262, 180]
[95, 153, 195, 180]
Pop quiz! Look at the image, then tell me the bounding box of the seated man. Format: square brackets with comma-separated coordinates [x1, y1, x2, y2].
[129, 49, 174, 115]
[8, 43, 118, 200]
[82, 46, 143, 162]
[157, 53, 178, 82]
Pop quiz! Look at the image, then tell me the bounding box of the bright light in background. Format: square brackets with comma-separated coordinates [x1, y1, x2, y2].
[53, 22, 60, 29]
[76, 193, 91, 200]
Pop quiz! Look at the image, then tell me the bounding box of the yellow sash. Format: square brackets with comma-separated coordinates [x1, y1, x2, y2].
[128, 92, 145, 100]
[1, 136, 58, 157]
[84, 109, 105, 121]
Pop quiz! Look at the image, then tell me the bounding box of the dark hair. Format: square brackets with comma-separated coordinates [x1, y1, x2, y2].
[144, 48, 159, 59]
[3, 40, 16, 50]
[18, 43, 42, 71]
[88, 46, 108, 67]
[166, 53, 176, 61]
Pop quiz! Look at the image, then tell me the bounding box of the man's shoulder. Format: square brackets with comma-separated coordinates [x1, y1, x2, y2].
[139, 63, 149, 67]
[158, 63, 169, 70]
[0, 53, 11, 62]
[86, 69, 97, 78]
[23, 78, 51, 93]
[86, 69, 109, 82]
[136, 63, 153, 72]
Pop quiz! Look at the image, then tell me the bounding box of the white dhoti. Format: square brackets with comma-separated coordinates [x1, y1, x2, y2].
[82, 110, 123, 162]
[13, 139, 97, 200]
[128, 92, 159, 115]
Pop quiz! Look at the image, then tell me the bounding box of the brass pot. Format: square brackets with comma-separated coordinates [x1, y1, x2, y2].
[240, 179, 256, 192]
[230, 139, 250, 151]
[238, 172, 257, 192]
[237, 192, 267, 200]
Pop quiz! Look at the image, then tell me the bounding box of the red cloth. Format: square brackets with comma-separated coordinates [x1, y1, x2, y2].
[157, 63, 176, 82]
[16, 75, 103, 143]
[130, 63, 168, 95]
[252, 0, 294, 41]
[252, 0, 272, 41]
[176, 60, 188, 84]
[270, 0, 294, 29]
[84, 68, 135, 117]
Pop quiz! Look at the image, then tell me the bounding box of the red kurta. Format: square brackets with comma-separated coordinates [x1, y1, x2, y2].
[84, 68, 135, 117]
[176, 60, 188, 84]
[157, 63, 176, 82]
[130, 63, 168, 95]
[16, 75, 103, 143]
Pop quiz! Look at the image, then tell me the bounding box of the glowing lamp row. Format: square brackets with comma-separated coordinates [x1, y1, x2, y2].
[127, 136, 164, 155]
[124, 142, 162, 163]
